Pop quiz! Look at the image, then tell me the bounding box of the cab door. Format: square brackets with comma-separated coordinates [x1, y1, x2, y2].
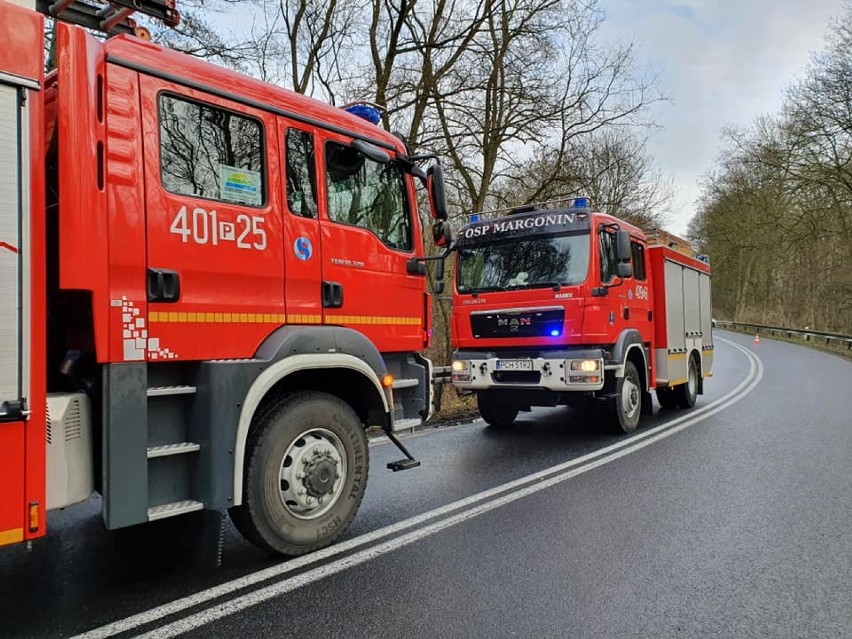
[139, 76, 284, 361]
[315, 133, 426, 353]
[278, 122, 323, 325]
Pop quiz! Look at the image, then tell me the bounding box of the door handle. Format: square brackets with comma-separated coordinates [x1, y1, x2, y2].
[147, 268, 181, 303]
[322, 281, 343, 308]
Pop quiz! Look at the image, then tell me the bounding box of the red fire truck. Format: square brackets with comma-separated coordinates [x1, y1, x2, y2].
[449, 198, 713, 433]
[0, 0, 451, 556]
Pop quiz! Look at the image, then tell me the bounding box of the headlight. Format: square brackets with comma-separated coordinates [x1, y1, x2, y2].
[570, 359, 600, 372]
[452, 360, 471, 382]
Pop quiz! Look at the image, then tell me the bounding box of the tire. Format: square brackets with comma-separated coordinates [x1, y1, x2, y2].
[603, 360, 642, 434]
[673, 354, 699, 409]
[477, 392, 518, 429]
[228, 391, 368, 556]
[655, 386, 678, 409]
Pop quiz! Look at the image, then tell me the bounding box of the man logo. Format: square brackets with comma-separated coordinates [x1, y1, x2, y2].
[294, 237, 313, 261]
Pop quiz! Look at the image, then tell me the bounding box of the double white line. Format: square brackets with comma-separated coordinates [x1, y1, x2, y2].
[77, 337, 762, 639]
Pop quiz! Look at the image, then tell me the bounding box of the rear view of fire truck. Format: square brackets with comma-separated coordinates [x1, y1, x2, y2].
[0, 0, 451, 556]
[449, 198, 713, 435]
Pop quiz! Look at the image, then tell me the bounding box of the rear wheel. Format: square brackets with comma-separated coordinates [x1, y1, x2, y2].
[603, 361, 642, 434]
[229, 391, 368, 556]
[673, 354, 699, 408]
[477, 392, 519, 429]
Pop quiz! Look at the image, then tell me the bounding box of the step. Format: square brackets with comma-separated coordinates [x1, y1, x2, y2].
[147, 442, 201, 459]
[392, 378, 420, 390]
[147, 500, 204, 521]
[147, 385, 197, 397]
[392, 417, 421, 432]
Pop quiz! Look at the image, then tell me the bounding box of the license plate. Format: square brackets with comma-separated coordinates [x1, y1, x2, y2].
[495, 360, 533, 371]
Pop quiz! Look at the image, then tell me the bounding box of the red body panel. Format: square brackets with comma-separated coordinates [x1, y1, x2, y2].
[648, 244, 712, 351]
[0, 1, 46, 545]
[49, 26, 428, 364]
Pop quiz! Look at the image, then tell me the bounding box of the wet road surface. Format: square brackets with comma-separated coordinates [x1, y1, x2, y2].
[1, 332, 850, 638]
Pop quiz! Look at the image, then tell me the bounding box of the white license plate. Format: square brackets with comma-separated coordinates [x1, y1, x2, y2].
[495, 360, 533, 371]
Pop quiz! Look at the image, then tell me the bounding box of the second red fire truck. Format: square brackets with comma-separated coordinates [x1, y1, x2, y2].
[0, 0, 451, 556]
[450, 198, 713, 433]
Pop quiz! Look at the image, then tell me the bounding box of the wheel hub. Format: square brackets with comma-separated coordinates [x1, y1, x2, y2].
[278, 428, 347, 520]
[622, 377, 640, 416]
[304, 457, 339, 497]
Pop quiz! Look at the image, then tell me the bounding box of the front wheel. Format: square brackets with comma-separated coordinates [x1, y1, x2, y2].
[603, 361, 642, 434]
[477, 392, 519, 429]
[229, 391, 369, 556]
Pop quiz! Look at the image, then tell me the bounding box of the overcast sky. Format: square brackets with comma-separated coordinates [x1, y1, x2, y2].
[597, 0, 844, 234]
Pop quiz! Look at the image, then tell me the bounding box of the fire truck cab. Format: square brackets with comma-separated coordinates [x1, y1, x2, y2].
[0, 0, 449, 556]
[450, 198, 713, 434]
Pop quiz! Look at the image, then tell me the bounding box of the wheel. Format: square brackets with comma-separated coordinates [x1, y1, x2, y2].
[603, 360, 642, 434]
[228, 391, 368, 556]
[673, 354, 699, 409]
[655, 385, 678, 409]
[477, 392, 519, 429]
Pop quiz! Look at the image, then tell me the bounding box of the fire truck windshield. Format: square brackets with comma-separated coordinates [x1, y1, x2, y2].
[456, 232, 590, 294]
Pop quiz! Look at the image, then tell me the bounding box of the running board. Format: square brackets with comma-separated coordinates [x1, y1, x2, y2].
[147, 500, 204, 521]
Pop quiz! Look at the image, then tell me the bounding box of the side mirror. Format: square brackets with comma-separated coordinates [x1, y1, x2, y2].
[352, 139, 391, 164]
[435, 281, 445, 295]
[432, 219, 453, 247]
[615, 230, 631, 262]
[427, 163, 448, 220]
[616, 262, 632, 278]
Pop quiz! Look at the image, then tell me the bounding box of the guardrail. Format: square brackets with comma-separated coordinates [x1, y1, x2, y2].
[715, 321, 852, 350]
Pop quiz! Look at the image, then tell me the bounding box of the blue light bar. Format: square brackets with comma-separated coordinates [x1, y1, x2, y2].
[574, 197, 590, 208]
[344, 104, 381, 125]
[469, 213, 481, 223]
[550, 329, 560, 336]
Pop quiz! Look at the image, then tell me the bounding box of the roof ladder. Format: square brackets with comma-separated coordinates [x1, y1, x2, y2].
[36, 0, 180, 37]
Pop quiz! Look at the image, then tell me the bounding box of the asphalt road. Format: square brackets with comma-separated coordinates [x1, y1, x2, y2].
[1, 331, 850, 638]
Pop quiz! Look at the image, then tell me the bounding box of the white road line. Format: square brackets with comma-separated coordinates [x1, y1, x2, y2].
[74, 337, 758, 639]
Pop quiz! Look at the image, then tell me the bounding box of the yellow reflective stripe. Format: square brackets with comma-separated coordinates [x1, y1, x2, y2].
[147, 311, 419, 327]
[0, 528, 23, 546]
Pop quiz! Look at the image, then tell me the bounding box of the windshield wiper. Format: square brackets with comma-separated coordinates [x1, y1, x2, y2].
[507, 281, 563, 291]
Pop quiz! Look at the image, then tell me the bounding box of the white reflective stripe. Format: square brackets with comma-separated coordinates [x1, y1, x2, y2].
[232, 353, 389, 505]
[0, 84, 23, 411]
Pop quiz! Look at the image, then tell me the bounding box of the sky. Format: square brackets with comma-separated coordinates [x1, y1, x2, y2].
[596, 0, 844, 234]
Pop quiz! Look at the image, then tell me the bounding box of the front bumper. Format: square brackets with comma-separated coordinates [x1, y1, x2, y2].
[451, 348, 606, 392]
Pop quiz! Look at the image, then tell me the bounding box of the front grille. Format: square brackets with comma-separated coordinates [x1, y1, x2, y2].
[471, 307, 565, 339]
[490, 371, 542, 384]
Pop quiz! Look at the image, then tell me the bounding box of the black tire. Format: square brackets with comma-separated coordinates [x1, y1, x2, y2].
[655, 386, 678, 409]
[603, 360, 642, 434]
[228, 391, 368, 556]
[673, 354, 699, 409]
[477, 392, 518, 429]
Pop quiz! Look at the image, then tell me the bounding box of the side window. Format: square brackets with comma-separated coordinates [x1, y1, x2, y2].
[158, 93, 265, 206]
[599, 231, 616, 283]
[631, 242, 646, 281]
[324, 141, 412, 251]
[285, 129, 318, 218]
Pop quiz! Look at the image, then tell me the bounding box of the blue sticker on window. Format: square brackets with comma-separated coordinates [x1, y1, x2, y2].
[294, 237, 313, 261]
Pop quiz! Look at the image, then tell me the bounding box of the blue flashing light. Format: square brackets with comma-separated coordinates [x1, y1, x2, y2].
[344, 104, 381, 125]
[574, 197, 590, 209]
[469, 213, 481, 223]
[550, 329, 561, 337]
